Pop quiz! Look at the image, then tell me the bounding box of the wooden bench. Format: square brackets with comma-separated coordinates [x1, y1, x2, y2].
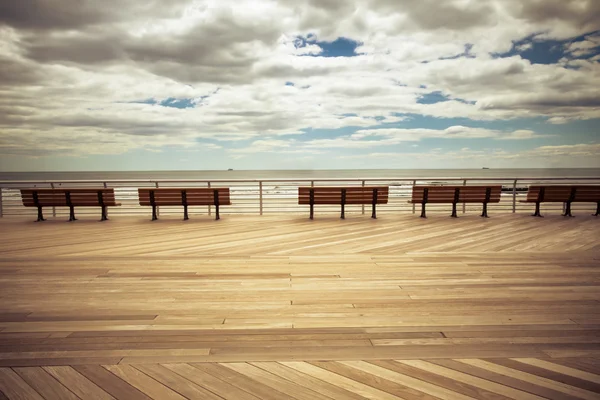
[20, 188, 120, 222]
[409, 185, 502, 218]
[521, 185, 600, 217]
[298, 186, 389, 219]
[138, 188, 231, 220]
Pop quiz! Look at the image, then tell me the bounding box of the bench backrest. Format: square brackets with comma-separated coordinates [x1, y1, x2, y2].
[138, 188, 231, 206]
[527, 185, 600, 202]
[298, 186, 389, 205]
[21, 188, 118, 207]
[573, 186, 600, 202]
[411, 185, 502, 203]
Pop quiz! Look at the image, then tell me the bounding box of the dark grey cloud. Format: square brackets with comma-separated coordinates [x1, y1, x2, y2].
[0, 0, 189, 31]
[369, 0, 494, 30]
[19, 9, 283, 83]
[479, 93, 600, 111]
[508, 0, 600, 31]
[24, 31, 125, 64]
[0, 55, 44, 86]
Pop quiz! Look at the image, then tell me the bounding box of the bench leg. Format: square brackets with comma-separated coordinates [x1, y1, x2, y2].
[340, 203, 345, 219]
[532, 202, 543, 217]
[36, 207, 45, 222]
[481, 202, 489, 218]
[594, 202, 599, 217]
[69, 206, 77, 221]
[562, 202, 574, 217]
[183, 205, 189, 221]
[310, 204, 314, 220]
[152, 205, 158, 221]
[371, 203, 377, 219]
[215, 204, 220, 220]
[100, 206, 108, 221]
[450, 203, 458, 218]
[420, 203, 426, 218]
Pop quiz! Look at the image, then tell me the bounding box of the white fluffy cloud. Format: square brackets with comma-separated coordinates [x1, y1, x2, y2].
[0, 0, 598, 160]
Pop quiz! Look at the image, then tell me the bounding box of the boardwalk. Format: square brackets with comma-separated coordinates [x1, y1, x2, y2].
[0, 213, 599, 399]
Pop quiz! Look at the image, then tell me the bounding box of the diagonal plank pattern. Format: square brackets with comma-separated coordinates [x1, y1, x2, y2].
[1, 359, 600, 399]
[0, 214, 599, 398]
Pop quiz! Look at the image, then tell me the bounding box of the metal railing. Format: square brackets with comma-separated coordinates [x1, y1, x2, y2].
[1, 177, 599, 218]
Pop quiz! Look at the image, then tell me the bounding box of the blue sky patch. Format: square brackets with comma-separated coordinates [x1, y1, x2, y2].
[159, 98, 195, 109]
[295, 35, 362, 57]
[417, 91, 450, 104]
[129, 98, 196, 109]
[495, 31, 600, 64]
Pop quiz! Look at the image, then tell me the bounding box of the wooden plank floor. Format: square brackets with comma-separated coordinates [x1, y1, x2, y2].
[0, 213, 599, 399]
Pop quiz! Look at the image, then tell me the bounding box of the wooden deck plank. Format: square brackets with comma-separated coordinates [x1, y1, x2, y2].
[162, 363, 260, 400]
[43, 366, 116, 400]
[13, 367, 81, 400]
[429, 359, 572, 400]
[281, 361, 406, 400]
[249, 361, 370, 400]
[191, 363, 289, 400]
[73, 365, 152, 400]
[0, 368, 45, 400]
[485, 358, 600, 395]
[0, 215, 599, 398]
[370, 360, 513, 400]
[132, 364, 225, 400]
[219, 362, 334, 400]
[103, 365, 187, 400]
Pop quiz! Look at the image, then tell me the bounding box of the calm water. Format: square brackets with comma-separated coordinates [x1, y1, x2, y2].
[1, 169, 599, 181]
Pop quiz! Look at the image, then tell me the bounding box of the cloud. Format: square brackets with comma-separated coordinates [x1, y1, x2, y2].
[339, 143, 600, 167]
[0, 0, 598, 162]
[352, 126, 552, 142]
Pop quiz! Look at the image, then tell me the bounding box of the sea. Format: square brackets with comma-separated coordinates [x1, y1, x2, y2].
[1, 168, 599, 181]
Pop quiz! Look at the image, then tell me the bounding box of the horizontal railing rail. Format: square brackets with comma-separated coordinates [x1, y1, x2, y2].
[1, 177, 599, 218]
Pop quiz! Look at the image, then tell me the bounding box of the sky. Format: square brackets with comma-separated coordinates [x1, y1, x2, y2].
[0, 0, 599, 171]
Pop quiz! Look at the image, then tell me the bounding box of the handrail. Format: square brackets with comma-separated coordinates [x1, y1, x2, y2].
[1, 176, 600, 185]
[1, 177, 598, 218]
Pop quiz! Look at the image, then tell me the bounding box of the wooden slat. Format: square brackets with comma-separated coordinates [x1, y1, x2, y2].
[162, 363, 261, 400]
[73, 365, 152, 400]
[103, 365, 187, 400]
[0, 368, 45, 400]
[370, 360, 513, 400]
[43, 366, 116, 400]
[1, 214, 599, 397]
[192, 363, 288, 400]
[13, 367, 81, 400]
[133, 364, 225, 400]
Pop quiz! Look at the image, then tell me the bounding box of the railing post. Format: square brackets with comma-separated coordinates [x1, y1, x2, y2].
[512, 179, 517, 213]
[259, 181, 263, 216]
[155, 182, 160, 217]
[462, 179, 467, 214]
[207, 182, 212, 216]
[361, 180, 365, 215]
[51, 182, 56, 217]
[412, 180, 416, 214]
